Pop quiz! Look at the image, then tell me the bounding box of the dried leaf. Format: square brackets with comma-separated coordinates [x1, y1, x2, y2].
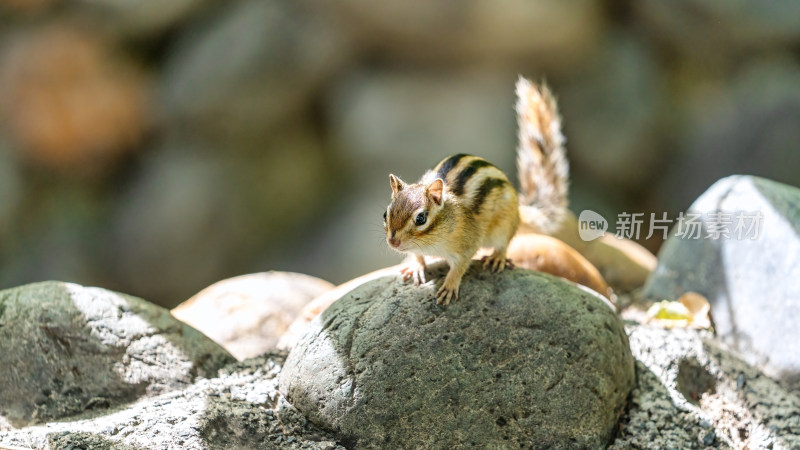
[646, 292, 712, 330]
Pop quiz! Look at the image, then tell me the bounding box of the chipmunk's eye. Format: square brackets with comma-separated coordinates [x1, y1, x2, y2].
[383, 211, 387, 222]
[415, 211, 428, 226]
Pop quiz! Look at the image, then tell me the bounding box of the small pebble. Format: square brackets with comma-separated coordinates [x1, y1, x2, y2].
[737, 373, 746, 390]
[699, 419, 712, 429]
[702, 430, 716, 446]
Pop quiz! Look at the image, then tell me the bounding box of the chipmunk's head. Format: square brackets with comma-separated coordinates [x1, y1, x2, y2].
[384, 174, 445, 253]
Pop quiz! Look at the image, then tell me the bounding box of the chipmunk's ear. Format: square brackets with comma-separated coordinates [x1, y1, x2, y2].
[389, 174, 406, 194]
[427, 178, 444, 205]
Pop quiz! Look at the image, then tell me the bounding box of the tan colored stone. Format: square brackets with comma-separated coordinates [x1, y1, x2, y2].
[539, 212, 657, 293]
[172, 272, 334, 360]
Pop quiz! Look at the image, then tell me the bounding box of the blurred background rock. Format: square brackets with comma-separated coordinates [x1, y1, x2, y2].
[0, 0, 798, 308]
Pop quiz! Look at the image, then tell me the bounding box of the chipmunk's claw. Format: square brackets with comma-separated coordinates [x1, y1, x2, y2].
[400, 263, 426, 286]
[436, 283, 458, 306]
[481, 255, 514, 273]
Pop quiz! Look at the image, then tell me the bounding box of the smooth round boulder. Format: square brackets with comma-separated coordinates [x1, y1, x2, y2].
[279, 261, 635, 448]
[172, 272, 334, 360]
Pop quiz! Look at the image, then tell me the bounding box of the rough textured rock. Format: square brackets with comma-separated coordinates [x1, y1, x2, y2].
[0, 353, 344, 449]
[172, 272, 334, 360]
[277, 266, 401, 351]
[643, 175, 800, 390]
[611, 323, 800, 448]
[501, 233, 611, 299]
[279, 261, 634, 448]
[0, 281, 234, 427]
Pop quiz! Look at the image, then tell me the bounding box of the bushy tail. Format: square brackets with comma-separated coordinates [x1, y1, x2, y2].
[515, 77, 569, 234]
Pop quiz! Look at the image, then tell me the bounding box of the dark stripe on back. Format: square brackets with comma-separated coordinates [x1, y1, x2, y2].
[452, 159, 492, 196]
[435, 154, 468, 181]
[471, 178, 507, 215]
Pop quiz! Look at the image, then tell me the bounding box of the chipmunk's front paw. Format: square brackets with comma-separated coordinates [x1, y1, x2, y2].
[481, 254, 514, 272]
[436, 283, 459, 306]
[400, 263, 426, 286]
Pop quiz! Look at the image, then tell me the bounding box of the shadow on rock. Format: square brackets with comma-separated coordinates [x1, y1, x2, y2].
[0, 281, 234, 428]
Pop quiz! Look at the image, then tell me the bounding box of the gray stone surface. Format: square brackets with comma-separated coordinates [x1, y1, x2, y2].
[611, 324, 800, 449]
[0, 353, 344, 449]
[279, 261, 634, 448]
[0, 281, 234, 427]
[643, 175, 800, 389]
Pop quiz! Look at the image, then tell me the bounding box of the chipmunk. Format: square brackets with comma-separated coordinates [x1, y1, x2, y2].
[383, 77, 569, 305]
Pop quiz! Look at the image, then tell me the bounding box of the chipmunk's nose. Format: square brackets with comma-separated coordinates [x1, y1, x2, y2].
[388, 237, 401, 248]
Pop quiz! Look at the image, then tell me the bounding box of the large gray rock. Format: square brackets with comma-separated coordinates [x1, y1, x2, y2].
[279, 262, 635, 448]
[0, 281, 234, 427]
[644, 175, 800, 389]
[0, 353, 343, 449]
